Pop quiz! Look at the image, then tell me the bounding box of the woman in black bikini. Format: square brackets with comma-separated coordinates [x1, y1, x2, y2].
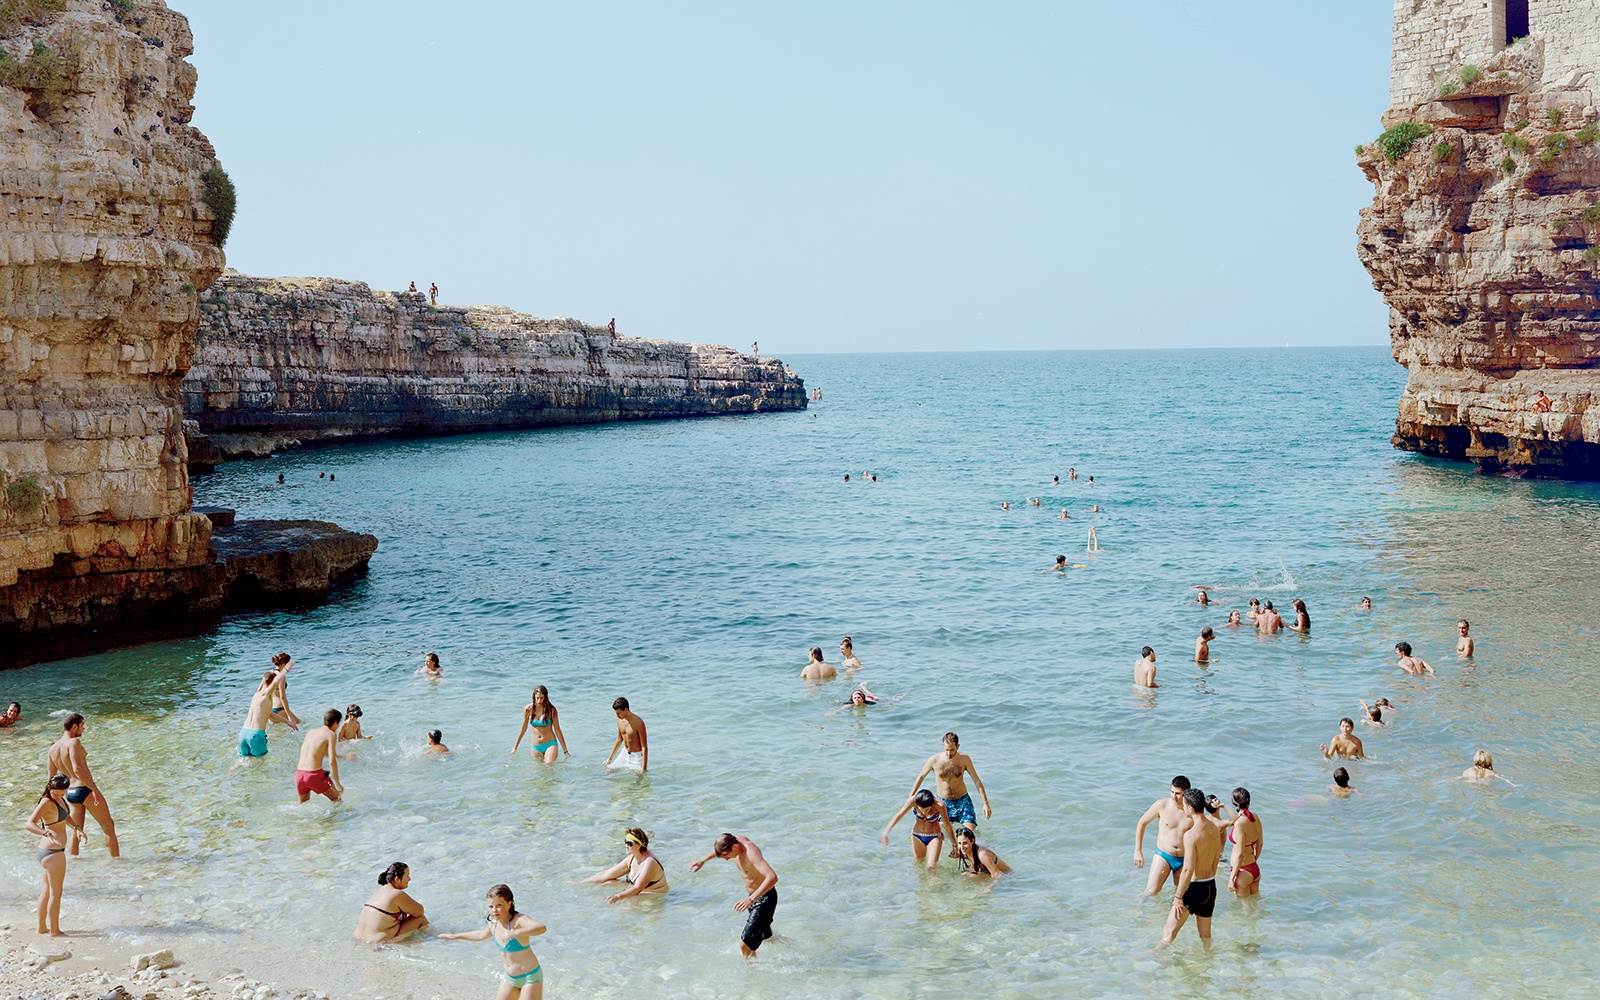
[25, 773, 76, 936]
[953, 827, 1011, 879]
[353, 861, 429, 943]
[881, 789, 957, 870]
[574, 827, 669, 902]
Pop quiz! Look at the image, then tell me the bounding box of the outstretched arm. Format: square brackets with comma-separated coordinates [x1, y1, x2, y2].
[439, 922, 494, 942]
[688, 850, 717, 873]
[881, 796, 914, 844]
[577, 858, 630, 885]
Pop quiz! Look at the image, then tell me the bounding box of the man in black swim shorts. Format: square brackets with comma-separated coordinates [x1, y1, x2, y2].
[689, 832, 780, 957]
[1161, 788, 1224, 949]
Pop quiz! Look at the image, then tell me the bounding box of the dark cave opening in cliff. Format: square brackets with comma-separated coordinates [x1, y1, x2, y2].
[1505, 0, 1529, 44]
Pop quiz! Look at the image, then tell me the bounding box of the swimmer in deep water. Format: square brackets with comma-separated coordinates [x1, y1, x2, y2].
[840, 637, 863, 670]
[1456, 620, 1475, 657]
[1328, 767, 1354, 797]
[1321, 718, 1365, 759]
[999, 501, 1012, 511]
[1134, 646, 1158, 689]
[1358, 596, 1373, 612]
[1225, 610, 1243, 628]
[1195, 628, 1214, 663]
[1394, 642, 1434, 676]
[576, 827, 670, 902]
[1194, 587, 1212, 606]
[1068, 468, 1077, 480]
[511, 685, 568, 763]
[844, 683, 879, 707]
[881, 789, 957, 870]
[1057, 508, 1072, 519]
[417, 652, 444, 678]
[354, 861, 429, 944]
[439, 883, 547, 997]
[1086, 524, 1099, 552]
[1287, 598, 1311, 633]
[1462, 749, 1510, 784]
[1054, 555, 1068, 571]
[1134, 776, 1193, 894]
[1357, 700, 1385, 726]
[25, 772, 77, 936]
[1027, 497, 1041, 507]
[801, 646, 837, 681]
[0, 701, 21, 727]
[1245, 598, 1261, 622]
[425, 729, 450, 755]
[953, 827, 1010, 879]
[1159, 788, 1224, 949]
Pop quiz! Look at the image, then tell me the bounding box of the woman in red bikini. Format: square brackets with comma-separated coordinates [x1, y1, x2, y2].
[353, 861, 429, 943]
[1226, 787, 1263, 898]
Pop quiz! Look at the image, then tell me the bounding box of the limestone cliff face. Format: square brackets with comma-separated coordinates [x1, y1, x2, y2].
[184, 274, 807, 458]
[0, 0, 225, 589]
[1358, 36, 1600, 475]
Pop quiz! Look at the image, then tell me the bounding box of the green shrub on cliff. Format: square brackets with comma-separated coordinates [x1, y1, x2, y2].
[3, 472, 45, 524]
[1377, 122, 1433, 162]
[1583, 205, 1600, 225]
[1512, 119, 1530, 132]
[0, 0, 66, 32]
[1501, 155, 1516, 174]
[202, 166, 236, 246]
[1552, 215, 1571, 233]
[1459, 65, 1481, 86]
[109, 0, 136, 13]
[0, 40, 74, 108]
[1586, 245, 1600, 264]
[1432, 141, 1454, 162]
[1547, 107, 1563, 126]
[1501, 132, 1531, 154]
[1577, 123, 1599, 145]
[1542, 134, 1567, 163]
[1439, 82, 1458, 98]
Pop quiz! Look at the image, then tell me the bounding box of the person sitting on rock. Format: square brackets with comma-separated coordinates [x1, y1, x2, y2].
[1532, 390, 1552, 413]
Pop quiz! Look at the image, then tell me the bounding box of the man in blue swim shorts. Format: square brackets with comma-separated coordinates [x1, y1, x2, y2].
[1133, 775, 1194, 895]
[910, 732, 993, 860]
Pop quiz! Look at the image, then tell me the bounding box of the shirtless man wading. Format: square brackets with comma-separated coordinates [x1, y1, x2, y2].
[295, 709, 344, 803]
[1134, 647, 1158, 689]
[1320, 718, 1365, 759]
[605, 696, 649, 773]
[910, 733, 993, 838]
[1395, 642, 1434, 676]
[1133, 775, 1192, 894]
[689, 833, 780, 957]
[238, 670, 296, 761]
[47, 713, 119, 858]
[1456, 620, 1475, 657]
[1160, 788, 1225, 948]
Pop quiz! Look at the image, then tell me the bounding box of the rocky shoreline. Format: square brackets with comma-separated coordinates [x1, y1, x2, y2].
[183, 274, 806, 465]
[0, 933, 333, 1000]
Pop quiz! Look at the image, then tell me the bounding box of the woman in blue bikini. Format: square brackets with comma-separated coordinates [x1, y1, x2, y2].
[441, 884, 547, 998]
[510, 686, 567, 763]
[25, 773, 77, 937]
[881, 789, 958, 870]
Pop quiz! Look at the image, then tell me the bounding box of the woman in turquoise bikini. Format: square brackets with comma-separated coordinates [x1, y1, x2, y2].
[441, 884, 547, 998]
[510, 686, 568, 763]
[25, 773, 77, 937]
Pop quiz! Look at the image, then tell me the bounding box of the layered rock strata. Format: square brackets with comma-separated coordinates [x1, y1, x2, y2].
[2, 517, 378, 667]
[1359, 34, 1600, 475]
[0, 2, 374, 660]
[184, 274, 807, 461]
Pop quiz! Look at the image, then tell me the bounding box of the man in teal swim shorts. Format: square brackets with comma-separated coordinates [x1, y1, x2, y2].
[1134, 775, 1194, 895]
[909, 732, 993, 861]
[237, 669, 293, 760]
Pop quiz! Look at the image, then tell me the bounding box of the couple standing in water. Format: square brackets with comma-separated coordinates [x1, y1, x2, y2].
[1134, 776, 1263, 948]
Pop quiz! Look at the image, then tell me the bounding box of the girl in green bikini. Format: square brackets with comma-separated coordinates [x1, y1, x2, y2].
[510, 686, 568, 763]
[441, 884, 547, 998]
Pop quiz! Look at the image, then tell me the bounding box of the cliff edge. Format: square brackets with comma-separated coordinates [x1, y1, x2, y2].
[1359, 22, 1600, 476]
[184, 274, 807, 461]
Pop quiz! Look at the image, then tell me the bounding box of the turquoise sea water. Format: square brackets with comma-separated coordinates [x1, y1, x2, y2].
[3, 348, 1600, 999]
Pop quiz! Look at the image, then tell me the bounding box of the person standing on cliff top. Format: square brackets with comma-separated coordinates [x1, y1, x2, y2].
[751, 341, 759, 358]
[605, 697, 648, 773]
[429, 282, 438, 306]
[609, 318, 616, 334]
[1532, 390, 1552, 412]
[47, 714, 119, 858]
[295, 709, 344, 803]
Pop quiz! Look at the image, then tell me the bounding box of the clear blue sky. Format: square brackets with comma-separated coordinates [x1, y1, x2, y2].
[183, 1, 1395, 354]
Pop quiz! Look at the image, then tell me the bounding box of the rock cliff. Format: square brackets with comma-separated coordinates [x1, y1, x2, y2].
[184, 274, 807, 461]
[0, 1, 374, 662]
[1358, 35, 1600, 476]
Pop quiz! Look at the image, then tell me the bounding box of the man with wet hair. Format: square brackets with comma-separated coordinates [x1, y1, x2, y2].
[1329, 767, 1354, 797]
[294, 708, 344, 803]
[910, 732, 992, 837]
[1160, 787, 1224, 948]
[1134, 775, 1192, 894]
[1134, 647, 1158, 688]
[605, 696, 648, 773]
[1395, 642, 1434, 676]
[689, 833, 779, 957]
[47, 712, 119, 857]
[1456, 620, 1474, 657]
[1194, 629, 1214, 663]
[1321, 718, 1365, 759]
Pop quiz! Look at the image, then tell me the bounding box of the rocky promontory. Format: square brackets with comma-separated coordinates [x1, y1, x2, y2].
[184, 274, 807, 462]
[1358, 33, 1600, 476]
[0, 1, 374, 663]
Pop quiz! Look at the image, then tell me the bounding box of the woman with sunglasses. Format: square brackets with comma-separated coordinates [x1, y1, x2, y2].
[574, 827, 669, 902]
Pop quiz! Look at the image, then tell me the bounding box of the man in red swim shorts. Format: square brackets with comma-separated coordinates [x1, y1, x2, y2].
[295, 708, 344, 803]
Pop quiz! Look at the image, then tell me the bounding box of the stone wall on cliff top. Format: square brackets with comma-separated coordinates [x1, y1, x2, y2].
[0, 0, 224, 588]
[1359, 20, 1600, 475]
[184, 273, 807, 457]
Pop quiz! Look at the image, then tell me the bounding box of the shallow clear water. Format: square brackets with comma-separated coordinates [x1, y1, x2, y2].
[4, 348, 1599, 998]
